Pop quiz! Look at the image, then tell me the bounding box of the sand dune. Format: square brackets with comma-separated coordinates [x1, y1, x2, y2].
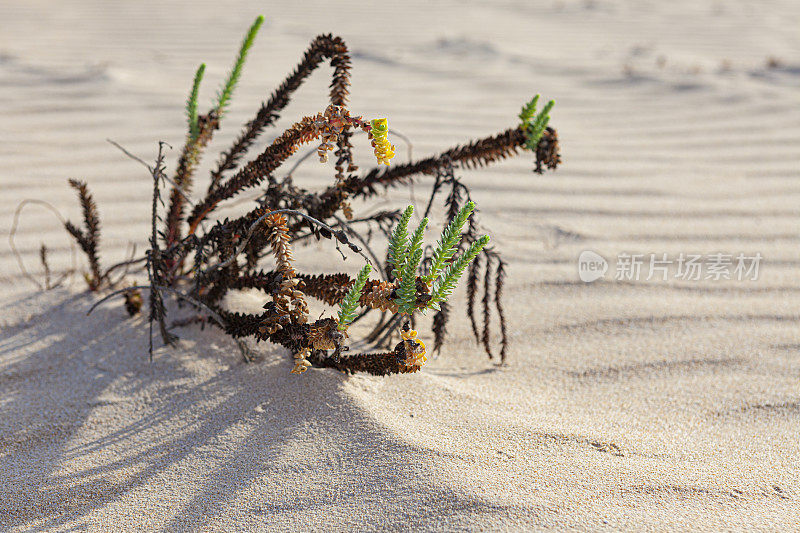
[1, 0, 799, 530]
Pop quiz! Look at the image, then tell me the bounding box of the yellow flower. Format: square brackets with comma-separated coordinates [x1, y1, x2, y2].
[401, 327, 427, 366]
[370, 118, 395, 165]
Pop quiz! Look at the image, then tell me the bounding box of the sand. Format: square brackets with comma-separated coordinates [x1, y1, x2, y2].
[1, 0, 799, 530]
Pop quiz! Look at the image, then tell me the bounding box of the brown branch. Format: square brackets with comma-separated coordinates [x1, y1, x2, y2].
[164, 113, 218, 251]
[432, 301, 450, 355]
[207, 34, 352, 193]
[300, 127, 560, 231]
[308, 341, 423, 376]
[187, 106, 369, 233]
[466, 252, 481, 342]
[495, 259, 509, 363]
[66, 178, 102, 290]
[345, 127, 528, 198]
[481, 255, 494, 359]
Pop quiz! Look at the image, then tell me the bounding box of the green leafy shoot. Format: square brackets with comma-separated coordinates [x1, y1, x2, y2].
[424, 201, 475, 284]
[215, 15, 264, 118]
[388, 205, 414, 279]
[186, 63, 206, 142]
[428, 235, 490, 311]
[519, 94, 555, 151]
[337, 264, 372, 330]
[396, 217, 428, 314]
[518, 94, 540, 124]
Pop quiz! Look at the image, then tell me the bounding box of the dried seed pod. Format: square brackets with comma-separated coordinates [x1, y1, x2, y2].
[361, 281, 399, 313]
[291, 347, 312, 374]
[400, 326, 427, 368]
[123, 288, 143, 316]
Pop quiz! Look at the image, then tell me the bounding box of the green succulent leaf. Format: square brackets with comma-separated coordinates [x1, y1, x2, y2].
[186, 63, 206, 142]
[395, 218, 427, 314]
[424, 201, 474, 284]
[518, 94, 540, 124]
[519, 94, 555, 151]
[429, 235, 490, 309]
[388, 205, 414, 279]
[337, 264, 371, 330]
[215, 15, 264, 118]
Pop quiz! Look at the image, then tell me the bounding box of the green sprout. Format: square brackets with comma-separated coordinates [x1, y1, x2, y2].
[519, 94, 555, 151]
[387, 205, 414, 280]
[428, 235, 490, 311]
[387, 203, 489, 315]
[215, 15, 264, 118]
[186, 63, 205, 142]
[396, 217, 428, 314]
[337, 264, 372, 330]
[423, 201, 475, 285]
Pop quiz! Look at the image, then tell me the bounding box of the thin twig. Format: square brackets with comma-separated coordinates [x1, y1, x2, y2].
[86, 284, 227, 328]
[40, 244, 51, 290]
[104, 252, 147, 280]
[106, 139, 152, 170]
[373, 314, 402, 349]
[331, 214, 386, 281]
[107, 244, 143, 287]
[107, 138, 195, 209]
[9, 199, 77, 290]
[422, 170, 446, 220]
[199, 208, 372, 278]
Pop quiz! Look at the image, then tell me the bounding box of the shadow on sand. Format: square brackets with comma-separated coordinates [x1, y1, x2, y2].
[0, 290, 534, 530]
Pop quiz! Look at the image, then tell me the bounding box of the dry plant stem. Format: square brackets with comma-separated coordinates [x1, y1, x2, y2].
[284, 128, 414, 179]
[187, 107, 370, 233]
[466, 253, 481, 341]
[331, 214, 386, 279]
[481, 255, 493, 359]
[39, 244, 51, 290]
[147, 142, 178, 356]
[370, 314, 404, 348]
[432, 301, 450, 355]
[165, 114, 219, 249]
[364, 312, 390, 342]
[264, 212, 308, 326]
[9, 199, 77, 290]
[106, 139, 196, 210]
[87, 284, 228, 329]
[296, 273, 352, 305]
[344, 127, 530, 198]
[297, 127, 559, 237]
[198, 208, 371, 279]
[495, 259, 509, 362]
[308, 343, 420, 376]
[65, 179, 102, 290]
[105, 244, 143, 288]
[208, 34, 352, 193]
[103, 255, 148, 281]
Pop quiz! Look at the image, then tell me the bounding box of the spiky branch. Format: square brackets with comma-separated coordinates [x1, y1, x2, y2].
[64, 179, 102, 290]
[208, 33, 353, 193]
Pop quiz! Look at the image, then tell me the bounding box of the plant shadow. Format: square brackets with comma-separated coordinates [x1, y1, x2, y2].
[1, 290, 530, 530]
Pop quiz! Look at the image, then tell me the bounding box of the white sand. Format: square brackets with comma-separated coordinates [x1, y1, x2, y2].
[2, 0, 800, 530]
